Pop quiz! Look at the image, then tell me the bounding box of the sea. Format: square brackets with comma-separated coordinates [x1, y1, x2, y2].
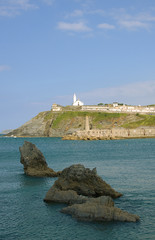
[0, 136, 154, 240]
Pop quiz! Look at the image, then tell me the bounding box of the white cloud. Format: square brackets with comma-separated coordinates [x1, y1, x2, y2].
[64, 7, 155, 33]
[0, 65, 10, 72]
[0, 0, 54, 17]
[111, 9, 155, 30]
[97, 23, 115, 30]
[79, 81, 155, 106]
[57, 21, 92, 32]
[0, 0, 38, 17]
[118, 20, 149, 30]
[136, 12, 155, 22]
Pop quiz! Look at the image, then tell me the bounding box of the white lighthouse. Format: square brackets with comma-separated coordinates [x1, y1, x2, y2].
[73, 93, 77, 104]
[73, 93, 84, 106]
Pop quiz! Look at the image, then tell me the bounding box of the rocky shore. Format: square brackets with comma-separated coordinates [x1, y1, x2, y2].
[19, 141, 60, 177]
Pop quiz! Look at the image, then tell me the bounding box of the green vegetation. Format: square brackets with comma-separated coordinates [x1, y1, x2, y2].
[36, 110, 155, 130]
[122, 114, 155, 128]
[51, 111, 127, 129]
[92, 112, 127, 129]
[92, 112, 126, 121]
[35, 111, 48, 119]
[44, 112, 54, 121]
[52, 112, 87, 128]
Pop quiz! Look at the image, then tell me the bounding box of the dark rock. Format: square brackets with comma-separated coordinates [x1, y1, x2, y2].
[19, 141, 59, 177]
[44, 164, 122, 202]
[61, 196, 140, 222]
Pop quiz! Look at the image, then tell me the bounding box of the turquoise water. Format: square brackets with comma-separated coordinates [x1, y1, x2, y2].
[0, 137, 155, 240]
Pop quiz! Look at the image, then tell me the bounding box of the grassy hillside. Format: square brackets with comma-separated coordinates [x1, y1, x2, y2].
[45, 111, 127, 129]
[47, 111, 155, 130]
[122, 114, 155, 128]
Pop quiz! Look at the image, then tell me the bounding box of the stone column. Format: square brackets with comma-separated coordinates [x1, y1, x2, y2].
[85, 116, 90, 131]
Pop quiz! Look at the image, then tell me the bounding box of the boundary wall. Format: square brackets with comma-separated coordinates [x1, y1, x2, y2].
[72, 127, 155, 139]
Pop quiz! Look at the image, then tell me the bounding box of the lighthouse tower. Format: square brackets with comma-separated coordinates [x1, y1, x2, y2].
[73, 93, 77, 104]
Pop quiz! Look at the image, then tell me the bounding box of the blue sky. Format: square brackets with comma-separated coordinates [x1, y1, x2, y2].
[0, 0, 155, 131]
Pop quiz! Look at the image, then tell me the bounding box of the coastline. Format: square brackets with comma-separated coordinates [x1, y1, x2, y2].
[2, 133, 155, 140]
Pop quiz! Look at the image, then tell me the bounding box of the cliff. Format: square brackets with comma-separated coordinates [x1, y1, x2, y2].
[6, 110, 155, 137]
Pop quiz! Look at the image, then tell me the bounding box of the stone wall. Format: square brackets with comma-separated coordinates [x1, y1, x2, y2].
[71, 127, 155, 139]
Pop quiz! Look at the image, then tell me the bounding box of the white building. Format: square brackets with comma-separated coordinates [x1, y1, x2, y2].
[113, 102, 118, 107]
[52, 104, 62, 111]
[73, 93, 84, 106]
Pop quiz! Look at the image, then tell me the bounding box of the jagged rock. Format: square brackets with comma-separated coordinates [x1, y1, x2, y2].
[19, 141, 59, 177]
[61, 196, 140, 222]
[44, 164, 122, 202]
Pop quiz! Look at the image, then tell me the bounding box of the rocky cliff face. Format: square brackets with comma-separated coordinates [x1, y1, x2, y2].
[8, 112, 48, 137]
[7, 111, 86, 137]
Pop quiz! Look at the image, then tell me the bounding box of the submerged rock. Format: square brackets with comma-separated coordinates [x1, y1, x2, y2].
[44, 164, 122, 202]
[19, 141, 60, 177]
[61, 196, 140, 222]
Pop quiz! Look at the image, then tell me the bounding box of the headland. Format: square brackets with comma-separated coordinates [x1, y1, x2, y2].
[6, 94, 155, 139]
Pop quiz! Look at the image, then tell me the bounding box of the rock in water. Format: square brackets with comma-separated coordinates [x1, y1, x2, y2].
[19, 141, 59, 177]
[61, 196, 140, 222]
[44, 164, 140, 223]
[44, 164, 122, 202]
